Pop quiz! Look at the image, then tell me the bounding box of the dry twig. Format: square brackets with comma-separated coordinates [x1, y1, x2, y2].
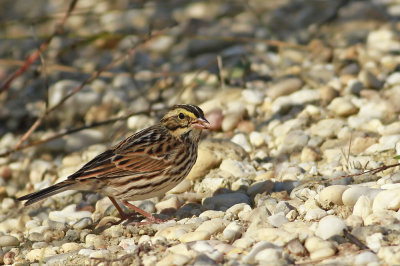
[8, 29, 168, 155]
[0, 0, 78, 94]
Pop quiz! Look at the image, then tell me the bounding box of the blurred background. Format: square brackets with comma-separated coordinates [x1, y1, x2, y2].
[0, 0, 399, 161]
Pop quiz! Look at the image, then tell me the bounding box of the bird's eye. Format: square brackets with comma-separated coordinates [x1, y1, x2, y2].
[178, 113, 185, 119]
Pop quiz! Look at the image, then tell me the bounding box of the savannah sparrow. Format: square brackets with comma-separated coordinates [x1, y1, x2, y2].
[18, 104, 210, 223]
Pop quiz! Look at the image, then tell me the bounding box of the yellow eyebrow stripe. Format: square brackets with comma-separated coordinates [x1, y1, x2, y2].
[176, 109, 197, 119]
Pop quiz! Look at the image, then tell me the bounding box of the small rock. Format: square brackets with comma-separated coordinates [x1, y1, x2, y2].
[179, 231, 211, 243]
[127, 115, 156, 131]
[274, 201, 293, 215]
[367, 29, 399, 52]
[90, 250, 111, 259]
[255, 248, 283, 263]
[85, 234, 106, 249]
[186, 143, 224, 181]
[304, 208, 327, 221]
[242, 89, 264, 104]
[364, 210, 398, 226]
[0, 236, 19, 248]
[249, 131, 265, 147]
[342, 186, 382, 206]
[346, 214, 363, 228]
[155, 197, 180, 213]
[300, 147, 319, 162]
[231, 134, 252, 153]
[49, 204, 92, 225]
[268, 213, 289, 227]
[119, 238, 137, 252]
[354, 251, 379, 265]
[267, 78, 303, 100]
[319, 185, 348, 207]
[377, 246, 400, 265]
[199, 210, 225, 219]
[1, 198, 16, 211]
[309, 119, 345, 138]
[319, 86, 339, 104]
[366, 134, 400, 153]
[358, 70, 382, 89]
[26, 248, 57, 262]
[222, 111, 244, 132]
[247, 180, 274, 199]
[168, 180, 192, 194]
[195, 218, 227, 235]
[243, 241, 278, 263]
[198, 177, 227, 193]
[286, 238, 307, 256]
[192, 253, 218, 266]
[73, 217, 93, 230]
[315, 215, 346, 240]
[244, 227, 297, 246]
[305, 236, 336, 260]
[155, 224, 194, 240]
[353, 195, 372, 219]
[219, 159, 254, 178]
[202, 192, 251, 211]
[222, 221, 242, 242]
[386, 72, 400, 86]
[61, 242, 81, 253]
[280, 130, 310, 153]
[233, 236, 256, 249]
[372, 188, 400, 212]
[156, 254, 191, 266]
[328, 97, 359, 117]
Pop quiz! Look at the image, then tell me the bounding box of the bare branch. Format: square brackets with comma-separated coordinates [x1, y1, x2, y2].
[0, 0, 78, 94]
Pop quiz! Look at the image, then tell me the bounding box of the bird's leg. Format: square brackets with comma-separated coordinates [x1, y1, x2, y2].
[122, 200, 165, 224]
[107, 197, 165, 225]
[108, 196, 129, 223]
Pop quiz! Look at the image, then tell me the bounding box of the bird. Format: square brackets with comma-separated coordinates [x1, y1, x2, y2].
[18, 104, 210, 223]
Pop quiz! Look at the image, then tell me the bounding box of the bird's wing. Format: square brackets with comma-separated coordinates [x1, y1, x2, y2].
[68, 151, 171, 182]
[67, 127, 175, 181]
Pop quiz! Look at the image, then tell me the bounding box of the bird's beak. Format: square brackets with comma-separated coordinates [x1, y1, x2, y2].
[192, 117, 210, 129]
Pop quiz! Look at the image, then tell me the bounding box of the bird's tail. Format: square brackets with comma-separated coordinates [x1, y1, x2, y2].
[17, 181, 74, 206]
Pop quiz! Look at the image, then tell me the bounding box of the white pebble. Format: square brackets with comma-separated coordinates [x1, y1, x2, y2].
[49, 204, 92, 225]
[304, 208, 327, 221]
[315, 215, 346, 240]
[243, 241, 276, 263]
[156, 254, 190, 266]
[305, 236, 336, 260]
[354, 251, 379, 265]
[372, 188, 400, 212]
[255, 248, 283, 263]
[353, 196, 372, 219]
[62, 242, 81, 253]
[26, 248, 57, 262]
[178, 231, 211, 242]
[222, 221, 242, 242]
[268, 213, 289, 227]
[0, 235, 19, 247]
[342, 186, 382, 206]
[319, 185, 347, 206]
[366, 233, 383, 252]
[231, 133, 252, 153]
[249, 131, 265, 147]
[90, 250, 110, 259]
[195, 218, 227, 235]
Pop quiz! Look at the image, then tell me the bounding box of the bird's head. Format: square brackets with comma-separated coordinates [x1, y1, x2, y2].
[160, 104, 210, 140]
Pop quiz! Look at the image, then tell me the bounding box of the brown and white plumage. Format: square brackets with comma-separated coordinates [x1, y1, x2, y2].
[18, 104, 210, 222]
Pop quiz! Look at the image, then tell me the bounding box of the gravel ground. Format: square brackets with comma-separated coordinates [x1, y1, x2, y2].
[2, 0, 400, 265]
